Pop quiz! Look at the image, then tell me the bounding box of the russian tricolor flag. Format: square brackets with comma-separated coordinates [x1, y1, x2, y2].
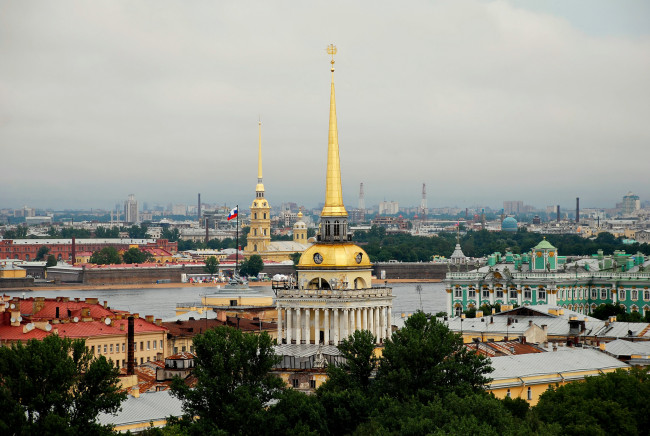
[227, 207, 238, 221]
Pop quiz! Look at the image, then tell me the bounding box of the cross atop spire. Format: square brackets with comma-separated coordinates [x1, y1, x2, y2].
[327, 44, 337, 72]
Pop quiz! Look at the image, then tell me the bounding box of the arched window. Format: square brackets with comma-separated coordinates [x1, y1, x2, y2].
[334, 220, 340, 236]
[506, 389, 511, 398]
[527, 387, 532, 401]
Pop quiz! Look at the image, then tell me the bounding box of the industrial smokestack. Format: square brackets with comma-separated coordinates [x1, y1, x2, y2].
[198, 193, 201, 223]
[71, 237, 76, 265]
[358, 183, 365, 211]
[576, 197, 580, 223]
[127, 316, 135, 375]
[557, 205, 560, 222]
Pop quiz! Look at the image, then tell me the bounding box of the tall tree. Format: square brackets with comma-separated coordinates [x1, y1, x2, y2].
[45, 254, 57, 267]
[35, 245, 50, 261]
[0, 335, 125, 435]
[89, 247, 121, 265]
[239, 254, 264, 277]
[203, 256, 219, 276]
[171, 326, 284, 435]
[376, 311, 492, 401]
[121, 247, 154, 264]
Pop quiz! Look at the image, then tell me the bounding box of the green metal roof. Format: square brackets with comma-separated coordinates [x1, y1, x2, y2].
[534, 239, 556, 250]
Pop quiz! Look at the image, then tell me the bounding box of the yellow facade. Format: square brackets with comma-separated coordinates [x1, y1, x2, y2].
[488, 367, 624, 406]
[86, 330, 167, 368]
[0, 264, 27, 278]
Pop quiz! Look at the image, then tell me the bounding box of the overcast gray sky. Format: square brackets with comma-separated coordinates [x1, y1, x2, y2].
[1, 0, 649, 211]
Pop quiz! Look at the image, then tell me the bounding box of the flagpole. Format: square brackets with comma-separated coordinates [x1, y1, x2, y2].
[235, 205, 239, 277]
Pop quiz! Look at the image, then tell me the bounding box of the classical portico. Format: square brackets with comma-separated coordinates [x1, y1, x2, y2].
[276, 288, 393, 345]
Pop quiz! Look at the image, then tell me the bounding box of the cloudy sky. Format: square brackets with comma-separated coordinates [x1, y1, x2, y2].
[1, 0, 649, 211]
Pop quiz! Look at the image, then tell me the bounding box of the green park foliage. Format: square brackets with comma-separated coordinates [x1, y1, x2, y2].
[0, 335, 126, 435]
[239, 254, 264, 277]
[353, 226, 650, 262]
[203, 256, 219, 276]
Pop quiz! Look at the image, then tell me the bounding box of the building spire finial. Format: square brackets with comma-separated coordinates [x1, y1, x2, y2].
[321, 44, 347, 217]
[256, 118, 264, 195]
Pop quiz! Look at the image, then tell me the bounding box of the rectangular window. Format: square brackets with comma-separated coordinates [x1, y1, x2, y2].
[174, 347, 178, 354]
[182, 346, 187, 352]
[292, 379, 299, 388]
[140, 341, 144, 351]
[524, 289, 532, 300]
[160, 340, 163, 349]
[468, 289, 476, 298]
[153, 341, 157, 350]
[309, 380, 316, 389]
[601, 289, 608, 300]
[645, 291, 650, 301]
[122, 343, 125, 352]
[230, 299, 238, 306]
[482, 289, 490, 299]
[91, 346, 95, 354]
[115, 343, 119, 352]
[620, 290, 626, 300]
[110, 344, 113, 353]
[591, 289, 598, 299]
[496, 290, 504, 299]
[510, 290, 518, 299]
[147, 341, 150, 350]
[140, 357, 143, 364]
[147, 356, 150, 362]
[104, 345, 107, 354]
[454, 288, 462, 298]
[632, 290, 638, 300]
[538, 289, 546, 300]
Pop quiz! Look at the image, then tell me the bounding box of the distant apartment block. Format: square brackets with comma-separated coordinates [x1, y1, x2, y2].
[124, 194, 139, 224]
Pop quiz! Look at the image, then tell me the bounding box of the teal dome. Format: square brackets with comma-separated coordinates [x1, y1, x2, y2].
[501, 217, 518, 232]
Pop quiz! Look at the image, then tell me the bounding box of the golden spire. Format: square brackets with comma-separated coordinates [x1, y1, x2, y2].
[321, 44, 347, 217]
[256, 118, 264, 194]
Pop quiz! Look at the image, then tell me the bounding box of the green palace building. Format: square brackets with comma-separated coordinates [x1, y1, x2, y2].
[444, 238, 650, 318]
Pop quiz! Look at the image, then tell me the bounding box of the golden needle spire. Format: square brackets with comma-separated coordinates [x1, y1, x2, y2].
[256, 118, 265, 194]
[321, 44, 347, 217]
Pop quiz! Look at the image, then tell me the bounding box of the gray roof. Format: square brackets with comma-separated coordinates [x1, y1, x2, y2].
[97, 390, 183, 429]
[605, 339, 650, 357]
[163, 310, 219, 322]
[7, 238, 156, 245]
[489, 348, 628, 381]
[274, 343, 341, 357]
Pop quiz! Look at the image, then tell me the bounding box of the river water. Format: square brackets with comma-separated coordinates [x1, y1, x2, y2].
[2, 282, 447, 321]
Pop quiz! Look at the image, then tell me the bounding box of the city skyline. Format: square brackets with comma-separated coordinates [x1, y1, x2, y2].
[1, 1, 649, 209]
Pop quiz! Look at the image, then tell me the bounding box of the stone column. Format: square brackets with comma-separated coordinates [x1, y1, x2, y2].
[363, 307, 368, 331]
[286, 308, 292, 344]
[295, 308, 301, 344]
[490, 289, 495, 304]
[355, 308, 361, 333]
[277, 306, 282, 343]
[612, 285, 618, 304]
[334, 309, 340, 344]
[379, 307, 385, 342]
[374, 307, 380, 341]
[303, 308, 310, 344]
[446, 288, 453, 316]
[324, 309, 330, 345]
[386, 307, 392, 338]
[315, 308, 320, 344]
[343, 309, 349, 341]
[368, 307, 374, 335]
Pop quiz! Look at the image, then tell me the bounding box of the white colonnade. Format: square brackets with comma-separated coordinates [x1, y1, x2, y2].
[277, 305, 392, 345]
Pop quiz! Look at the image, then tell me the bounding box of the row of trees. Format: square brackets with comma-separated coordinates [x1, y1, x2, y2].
[2, 313, 648, 434]
[158, 312, 650, 435]
[352, 226, 650, 262]
[89, 247, 154, 265]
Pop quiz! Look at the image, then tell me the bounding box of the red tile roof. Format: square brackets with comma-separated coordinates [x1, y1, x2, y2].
[28, 300, 114, 320]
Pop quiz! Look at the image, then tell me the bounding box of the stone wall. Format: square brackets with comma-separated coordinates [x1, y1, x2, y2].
[372, 263, 454, 280]
[82, 265, 207, 285]
[0, 277, 35, 288]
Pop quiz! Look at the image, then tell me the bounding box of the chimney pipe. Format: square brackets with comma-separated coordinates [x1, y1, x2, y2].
[127, 316, 135, 375]
[55, 306, 60, 318]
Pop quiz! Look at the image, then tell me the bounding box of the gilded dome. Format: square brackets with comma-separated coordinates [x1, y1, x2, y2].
[298, 243, 371, 269]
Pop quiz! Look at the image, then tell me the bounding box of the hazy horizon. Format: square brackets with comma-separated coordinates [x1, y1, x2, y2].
[1, 1, 649, 210]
